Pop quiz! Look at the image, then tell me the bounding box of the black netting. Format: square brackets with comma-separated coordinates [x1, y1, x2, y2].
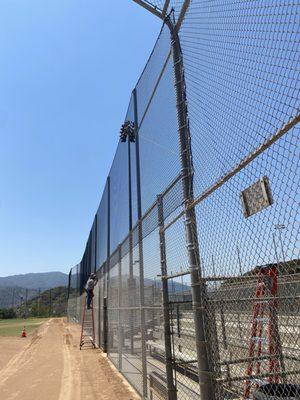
[96, 180, 109, 268]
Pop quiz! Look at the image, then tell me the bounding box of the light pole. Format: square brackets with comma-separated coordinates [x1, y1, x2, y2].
[274, 224, 286, 264]
[272, 233, 280, 265]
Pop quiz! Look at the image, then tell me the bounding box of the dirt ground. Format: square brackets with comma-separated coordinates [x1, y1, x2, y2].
[0, 318, 140, 400]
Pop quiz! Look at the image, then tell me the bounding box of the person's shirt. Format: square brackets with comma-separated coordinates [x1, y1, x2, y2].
[85, 278, 97, 291]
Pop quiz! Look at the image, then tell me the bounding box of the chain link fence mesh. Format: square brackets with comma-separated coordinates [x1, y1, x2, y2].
[68, 1, 299, 399]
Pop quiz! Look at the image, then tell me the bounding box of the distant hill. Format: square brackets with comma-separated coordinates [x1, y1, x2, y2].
[0, 272, 68, 290]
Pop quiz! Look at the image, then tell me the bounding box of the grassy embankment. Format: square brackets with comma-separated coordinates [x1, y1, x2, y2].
[0, 318, 48, 336]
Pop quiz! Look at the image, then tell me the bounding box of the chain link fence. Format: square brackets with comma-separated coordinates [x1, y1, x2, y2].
[68, 1, 299, 399]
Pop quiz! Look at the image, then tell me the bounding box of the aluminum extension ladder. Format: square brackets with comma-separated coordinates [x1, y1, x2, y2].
[79, 295, 96, 350]
[243, 266, 284, 399]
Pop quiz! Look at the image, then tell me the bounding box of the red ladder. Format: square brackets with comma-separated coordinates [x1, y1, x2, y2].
[243, 266, 283, 399]
[79, 296, 96, 350]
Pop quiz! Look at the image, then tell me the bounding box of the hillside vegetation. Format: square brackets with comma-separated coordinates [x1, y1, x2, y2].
[0, 286, 68, 319]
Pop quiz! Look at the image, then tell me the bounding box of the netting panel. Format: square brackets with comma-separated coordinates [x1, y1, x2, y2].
[138, 57, 180, 213]
[96, 181, 109, 269]
[109, 142, 130, 253]
[136, 25, 171, 124]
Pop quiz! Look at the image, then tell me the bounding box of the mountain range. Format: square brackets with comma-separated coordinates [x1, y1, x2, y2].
[0, 272, 68, 309]
[0, 271, 68, 290]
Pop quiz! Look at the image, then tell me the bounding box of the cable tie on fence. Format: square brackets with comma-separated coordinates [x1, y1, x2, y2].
[192, 302, 205, 310]
[176, 100, 185, 107]
[181, 174, 189, 181]
[197, 369, 215, 378]
[178, 127, 187, 134]
[186, 244, 195, 251]
[175, 79, 184, 86]
[190, 281, 206, 288]
[193, 306, 205, 311]
[173, 57, 182, 66]
[181, 168, 189, 176]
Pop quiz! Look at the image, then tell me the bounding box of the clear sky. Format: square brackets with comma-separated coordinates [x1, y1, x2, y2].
[0, 0, 161, 276]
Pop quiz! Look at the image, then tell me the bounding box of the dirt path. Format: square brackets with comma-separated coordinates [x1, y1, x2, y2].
[0, 337, 28, 371]
[0, 318, 140, 400]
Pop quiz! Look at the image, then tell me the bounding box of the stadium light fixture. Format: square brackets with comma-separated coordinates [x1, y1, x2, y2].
[120, 121, 135, 143]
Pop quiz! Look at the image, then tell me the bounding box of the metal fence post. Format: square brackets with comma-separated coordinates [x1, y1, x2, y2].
[103, 296, 108, 353]
[103, 176, 110, 353]
[157, 194, 177, 400]
[98, 266, 102, 347]
[118, 245, 123, 370]
[133, 88, 148, 398]
[128, 129, 135, 354]
[165, 14, 216, 400]
[94, 216, 97, 273]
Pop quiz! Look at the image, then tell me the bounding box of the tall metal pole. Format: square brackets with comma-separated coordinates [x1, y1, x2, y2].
[128, 128, 135, 353]
[98, 259, 102, 347]
[25, 288, 28, 318]
[38, 288, 41, 316]
[12, 288, 15, 309]
[278, 230, 286, 264]
[94, 216, 98, 273]
[133, 88, 148, 398]
[275, 224, 286, 264]
[49, 288, 52, 317]
[93, 216, 99, 343]
[103, 176, 110, 353]
[272, 233, 280, 265]
[165, 14, 216, 400]
[157, 194, 177, 400]
[118, 245, 123, 370]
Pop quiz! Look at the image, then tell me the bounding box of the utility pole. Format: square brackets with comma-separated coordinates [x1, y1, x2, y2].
[272, 233, 280, 265]
[25, 289, 28, 319]
[275, 224, 286, 264]
[38, 288, 41, 316]
[49, 288, 52, 316]
[12, 288, 14, 308]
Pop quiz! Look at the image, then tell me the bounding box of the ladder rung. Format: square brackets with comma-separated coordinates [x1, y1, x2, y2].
[251, 337, 268, 343]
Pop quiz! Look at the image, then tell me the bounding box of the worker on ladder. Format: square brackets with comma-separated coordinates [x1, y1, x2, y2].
[85, 273, 98, 310]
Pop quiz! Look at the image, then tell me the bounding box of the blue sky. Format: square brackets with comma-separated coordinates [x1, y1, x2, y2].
[0, 0, 160, 276]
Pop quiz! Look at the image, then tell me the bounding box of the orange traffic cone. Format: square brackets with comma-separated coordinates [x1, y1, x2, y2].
[21, 326, 27, 338]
